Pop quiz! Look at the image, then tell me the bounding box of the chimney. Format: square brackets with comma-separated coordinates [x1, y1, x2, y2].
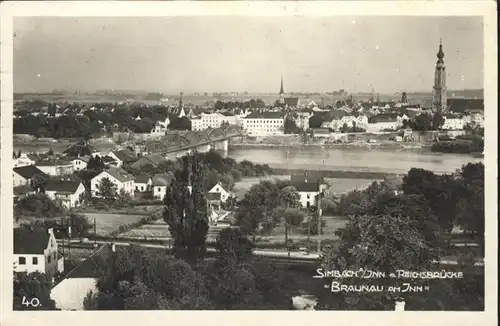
[395, 299, 405, 311]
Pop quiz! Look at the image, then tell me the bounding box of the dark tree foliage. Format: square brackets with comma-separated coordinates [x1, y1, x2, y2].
[308, 114, 324, 129]
[13, 272, 57, 310]
[85, 246, 210, 310]
[163, 155, 209, 263]
[14, 193, 66, 218]
[168, 116, 192, 130]
[215, 227, 254, 262]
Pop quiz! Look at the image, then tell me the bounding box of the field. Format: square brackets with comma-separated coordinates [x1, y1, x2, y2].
[233, 175, 290, 198]
[233, 175, 379, 199]
[324, 178, 380, 195]
[81, 213, 146, 236]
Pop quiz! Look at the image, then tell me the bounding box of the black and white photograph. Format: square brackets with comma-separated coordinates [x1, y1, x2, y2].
[0, 1, 497, 322]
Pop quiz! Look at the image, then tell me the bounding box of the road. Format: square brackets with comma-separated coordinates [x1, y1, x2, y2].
[59, 239, 484, 267]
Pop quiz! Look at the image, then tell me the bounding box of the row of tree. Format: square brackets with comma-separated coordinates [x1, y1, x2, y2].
[314, 162, 484, 310]
[336, 163, 484, 249]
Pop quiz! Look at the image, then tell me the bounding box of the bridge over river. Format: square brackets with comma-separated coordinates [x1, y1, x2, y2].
[144, 125, 243, 158]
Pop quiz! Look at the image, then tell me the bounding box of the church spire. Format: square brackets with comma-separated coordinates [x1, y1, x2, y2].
[432, 38, 447, 112]
[278, 74, 285, 105]
[437, 38, 444, 63]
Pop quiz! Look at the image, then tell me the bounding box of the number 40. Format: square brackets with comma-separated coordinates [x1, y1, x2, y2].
[22, 296, 41, 308]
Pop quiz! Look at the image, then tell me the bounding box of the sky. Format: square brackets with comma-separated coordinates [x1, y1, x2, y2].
[13, 16, 483, 94]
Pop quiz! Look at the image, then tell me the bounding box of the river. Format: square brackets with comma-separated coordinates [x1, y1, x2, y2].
[14, 140, 482, 174]
[228, 147, 482, 174]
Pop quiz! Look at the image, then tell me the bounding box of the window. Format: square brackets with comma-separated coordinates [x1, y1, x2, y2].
[48, 255, 51, 263]
[19, 257, 26, 265]
[32, 257, 38, 265]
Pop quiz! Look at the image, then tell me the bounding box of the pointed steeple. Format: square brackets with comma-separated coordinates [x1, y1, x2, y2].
[278, 74, 285, 105]
[437, 38, 444, 63]
[279, 74, 284, 95]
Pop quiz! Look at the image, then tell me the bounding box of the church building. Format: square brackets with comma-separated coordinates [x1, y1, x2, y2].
[276, 75, 300, 109]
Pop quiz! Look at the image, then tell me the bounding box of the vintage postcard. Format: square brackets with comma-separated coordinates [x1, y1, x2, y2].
[0, 1, 497, 326]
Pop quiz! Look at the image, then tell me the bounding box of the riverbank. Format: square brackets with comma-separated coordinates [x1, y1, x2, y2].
[230, 141, 430, 150]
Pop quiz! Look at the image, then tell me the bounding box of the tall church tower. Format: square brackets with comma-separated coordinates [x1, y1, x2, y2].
[432, 40, 447, 112]
[279, 75, 285, 105]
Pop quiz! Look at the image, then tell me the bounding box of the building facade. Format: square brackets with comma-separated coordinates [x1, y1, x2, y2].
[14, 228, 63, 279]
[91, 168, 135, 198]
[242, 111, 285, 136]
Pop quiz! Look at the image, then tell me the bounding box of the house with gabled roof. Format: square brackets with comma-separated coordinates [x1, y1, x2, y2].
[91, 167, 135, 198]
[14, 228, 63, 280]
[207, 182, 233, 211]
[50, 243, 115, 310]
[134, 173, 152, 192]
[129, 153, 167, 170]
[107, 149, 137, 168]
[14, 153, 36, 168]
[36, 158, 74, 176]
[45, 179, 86, 208]
[13, 165, 46, 187]
[291, 172, 327, 209]
[72, 155, 91, 171]
[152, 173, 174, 199]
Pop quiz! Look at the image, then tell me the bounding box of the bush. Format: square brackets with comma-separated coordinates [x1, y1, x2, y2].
[300, 214, 326, 235]
[14, 193, 66, 218]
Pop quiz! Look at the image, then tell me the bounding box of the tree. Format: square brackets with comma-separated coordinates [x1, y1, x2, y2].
[168, 117, 192, 130]
[163, 155, 209, 263]
[215, 227, 254, 262]
[413, 113, 433, 131]
[98, 177, 117, 201]
[283, 117, 299, 134]
[69, 213, 92, 238]
[15, 193, 65, 218]
[13, 272, 57, 310]
[340, 123, 349, 133]
[432, 111, 445, 130]
[48, 103, 57, 117]
[85, 246, 210, 310]
[308, 114, 324, 129]
[30, 173, 49, 193]
[236, 180, 281, 234]
[316, 208, 439, 310]
[278, 185, 300, 208]
[454, 163, 484, 249]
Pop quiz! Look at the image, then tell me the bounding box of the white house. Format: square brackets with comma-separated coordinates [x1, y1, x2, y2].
[14, 153, 36, 168]
[208, 182, 232, 203]
[72, 155, 91, 171]
[13, 165, 46, 187]
[442, 115, 465, 130]
[134, 173, 152, 192]
[294, 182, 322, 208]
[291, 172, 327, 208]
[14, 228, 64, 280]
[152, 173, 173, 200]
[51, 244, 114, 310]
[242, 111, 285, 136]
[36, 159, 74, 176]
[366, 114, 401, 132]
[91, 168, 135, 198]
[190, 116, 203, 131]
[45, 179, 86, 209]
